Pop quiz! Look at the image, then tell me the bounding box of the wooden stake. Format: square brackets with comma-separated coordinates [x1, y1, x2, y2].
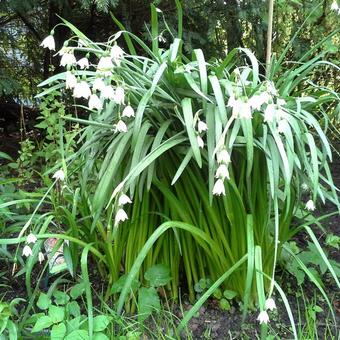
[265, 0, 275, 78]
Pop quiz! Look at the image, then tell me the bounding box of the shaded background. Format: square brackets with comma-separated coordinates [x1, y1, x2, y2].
[0, 0, 338, 122]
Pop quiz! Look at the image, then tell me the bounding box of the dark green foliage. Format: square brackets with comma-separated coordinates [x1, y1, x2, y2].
[0, 0, 338, 103]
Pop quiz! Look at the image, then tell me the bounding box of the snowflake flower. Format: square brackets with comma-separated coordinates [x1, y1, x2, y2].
[53, 169, 65, 181]
[77, 57, 89, 69]
[111, 45, 124, 65]
[197, 120, 208, 133]
[116, 120, 127, 133]
[122, 105, 135, 118]
[22, 245, 33, 257]
[40, 35, 55, 50]
[26, 233, 37, 244]
[215, 164, 230, 180]
[115, 208, 128, 226]
[217, 149, 231, 164]
[257, 311, 270, 324]
[305, 200, 315, 211]
[60, 52, 77, 67]
[118, 194, 132, 206]
[239, 101, 252, 119]
[265, 298, 276, 311]
[264, 104, 276, 123]
[197, 136, 204, 149]
[277, 119, 289, 134]
[113, 87, 125, 104]
[331, 1, 339, 11]
[73, 81, 91, 99]
[212, 179, 225, 196]
[93, 78, 106, 92]
[97, 56, 114, 70]
[277, 98, 286, 106]
[65, 72, 77, 89]
[228, 97, 252, 119]
[249, 92, 271, 110]
[88, 94, 103, 110]
[102, 85, 115, 99]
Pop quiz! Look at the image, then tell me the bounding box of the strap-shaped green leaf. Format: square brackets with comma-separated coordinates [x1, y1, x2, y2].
[182, 97, 202, 167]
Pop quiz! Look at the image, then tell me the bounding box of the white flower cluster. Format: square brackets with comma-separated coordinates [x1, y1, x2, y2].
[257, 298, 277, 324]
[227, 80, 289, 133]
[22, 233, 44, 264]
[114, 194, 132, 226]
[213, 148, 231, 196]
[40, 36, 132, 133]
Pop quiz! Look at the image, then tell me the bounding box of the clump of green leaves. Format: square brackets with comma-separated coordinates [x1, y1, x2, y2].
[112, 264, 172, 322]
[282, 241, 340, 286]
[0, 300, 20, 339]
[28, 283, 112, 339]
[194, 278, 238, 311]
[7, 139, 36, 183]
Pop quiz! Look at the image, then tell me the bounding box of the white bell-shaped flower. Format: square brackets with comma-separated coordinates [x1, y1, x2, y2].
[265, 298, 276, 311]
[102, 85, 115, 100]
[22, 245, 33, 257]
[26, 233, 37, 244]
[113, 87, 125, 104]
[73, 81, 91, 99]
[305, 200, 315, 211]
[118, 194, 132, 206]
[116, 120, 127, 133]
[277, 98, 286, 106]
[111, 45, 124, 65]
[212, 179, 225, 196]
[97, 56, 114, 70]
[60, 53, 77, 67]
[238, 101, 252, 119]
[257, 311, 270, 324]
[93, 78, 106, 92]
[197, 120, 208, 133]
[197, 136, 204, 149]
[88, 94, 103, 110]
[228, 97, 249, 119]
[249, 92, 271, 110]
[65, 72, 77, 89]
[53, 169, 65, 181]
[331, 0, 339, 11]
[40, 35, 55, 50]
[215, 164, 230, 180]
[277, 119, 289, 134]
[217, 149, 231, 164]
[264, 104, 276, 123]
[115, 208, 128, 226]
[122, 105, 135, 118]
[77, 57, 89, 69]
